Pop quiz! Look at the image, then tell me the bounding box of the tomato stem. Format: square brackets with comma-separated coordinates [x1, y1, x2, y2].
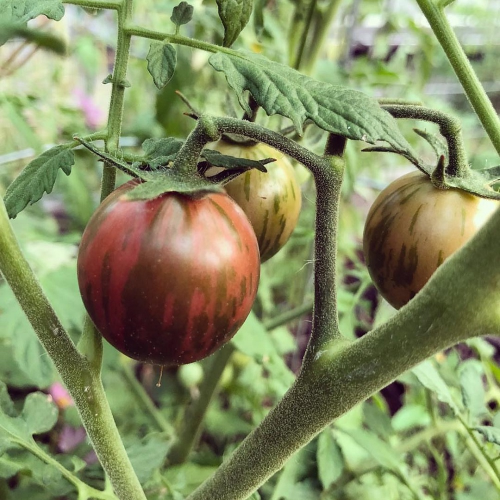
[187, 206, 500, 500]
[416, 0, 500, 158]
[0, 197, 146, 500]
[382, 104, 468, 178]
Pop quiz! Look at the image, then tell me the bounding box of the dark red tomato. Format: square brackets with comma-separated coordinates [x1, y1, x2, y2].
[363, 171, 499, 309]
[77, 181, 260, 365]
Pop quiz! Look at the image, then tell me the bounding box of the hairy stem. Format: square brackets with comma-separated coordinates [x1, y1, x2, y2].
[187, 202, 500, 498]
[382, 104, 468, 177]
[0, 199, 146, 500]
[416, 0, 500, 156]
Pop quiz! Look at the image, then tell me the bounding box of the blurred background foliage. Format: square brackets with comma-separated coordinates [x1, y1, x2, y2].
[1, 0, 500, 498]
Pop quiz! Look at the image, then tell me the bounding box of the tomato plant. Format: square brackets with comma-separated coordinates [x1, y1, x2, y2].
[363, 171, 500, 309]
[77, 181, 260, 366]
[214, 140, 302, 262]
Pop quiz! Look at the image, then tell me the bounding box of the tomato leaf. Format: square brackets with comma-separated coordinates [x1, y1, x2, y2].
[209, 52, 416, 156]
[216, 0, 253, 47]
[4, 145, 74, 219]
[412, 360, 461, 415]
[125, 433, 170, 484]
[147, 42, 177, 90]
[0, 0, 65, 46]
[474, 426, 500, 447]
[142, 137, 184, 160]
[170, 1, 193, 27]
[317, 429, 344, 489]
[459, 361, 488, 423]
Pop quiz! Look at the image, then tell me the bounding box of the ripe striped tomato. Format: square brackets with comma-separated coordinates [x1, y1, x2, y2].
[363, 171, 499, 309]
[214, 141, 302, 262]
[77, 181, 260, 365]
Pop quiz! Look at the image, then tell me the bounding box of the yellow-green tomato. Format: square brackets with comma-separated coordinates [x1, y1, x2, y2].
[214, 141, 302, 262]
[363, 171, 499, 309]
[177, 362, 204, 389]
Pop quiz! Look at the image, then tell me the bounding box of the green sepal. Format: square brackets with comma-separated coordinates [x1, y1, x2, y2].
[123, 171, 224, 201]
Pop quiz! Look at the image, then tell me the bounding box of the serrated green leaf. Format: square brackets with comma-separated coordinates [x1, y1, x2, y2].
[4, 145, 74, 219]
[216, 0, 253, 47]
[147, 42, 177, 90]
[412, 359, 461, 415]
[209, 52, 416, 157]
[0, 381, 58, 444]
[317, 429, 344, 489]
[459, 362, 487, 422]
[126, 433, 170, 484]
[0, 0, 65, 46]
[22, 393, 59, 435]
[170, 1, 193, 27]
[164, 463, 219, 496]
[340, 428, 404, 475]
[474, 426, 500, 447]
[142, 137, 184, 159]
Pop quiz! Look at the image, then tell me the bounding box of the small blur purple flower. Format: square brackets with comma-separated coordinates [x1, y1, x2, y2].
[48, 382, 73, 409]
[58, 425, 87, 453]
[73, 88, 106, 130]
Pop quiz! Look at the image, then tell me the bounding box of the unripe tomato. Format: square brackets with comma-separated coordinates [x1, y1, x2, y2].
[77, 181, 260, 365]
[363, 171, 499, 309]
[178, 362, 204, 389]
[214, 141, 302, 262]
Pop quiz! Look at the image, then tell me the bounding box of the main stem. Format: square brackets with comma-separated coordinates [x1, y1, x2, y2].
[416, 0, 500, 157]
[0, 200, 146, 500]
[187, 205, 500, 500]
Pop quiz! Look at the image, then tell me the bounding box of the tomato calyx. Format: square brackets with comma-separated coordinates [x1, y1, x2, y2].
[74, 135, 274, 201]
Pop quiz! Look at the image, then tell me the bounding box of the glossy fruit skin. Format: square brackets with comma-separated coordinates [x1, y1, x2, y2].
[363, 171, 499, 309]
[214, 141, 302, 262]
[77, 181, 260, 365]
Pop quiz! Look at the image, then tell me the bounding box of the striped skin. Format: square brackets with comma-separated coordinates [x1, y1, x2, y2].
[214, 141, 302, 262]
[363, 171, 499, 309]
[77, 181, 260, 366]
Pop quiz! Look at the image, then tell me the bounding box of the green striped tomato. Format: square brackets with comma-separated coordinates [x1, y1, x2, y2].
[77, 181, 260, 365]
[214, 141, 302, 262]
[363, 171, 499, 309]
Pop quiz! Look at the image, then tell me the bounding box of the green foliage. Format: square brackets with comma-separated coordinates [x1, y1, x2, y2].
[147, 42, 177, 90]
[209, 52, 416, 155]
[4, 145, 74, 219]
[216, 0, 254, 48]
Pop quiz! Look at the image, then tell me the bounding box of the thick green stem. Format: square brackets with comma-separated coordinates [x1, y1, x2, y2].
[167, 345, 235, 465]
[416, 0, 500, 157]
[0, 199, 145, 500]
[382, 104, 468, 177]
[187, 204, 500, 499]
[171, 116, 221, 174]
